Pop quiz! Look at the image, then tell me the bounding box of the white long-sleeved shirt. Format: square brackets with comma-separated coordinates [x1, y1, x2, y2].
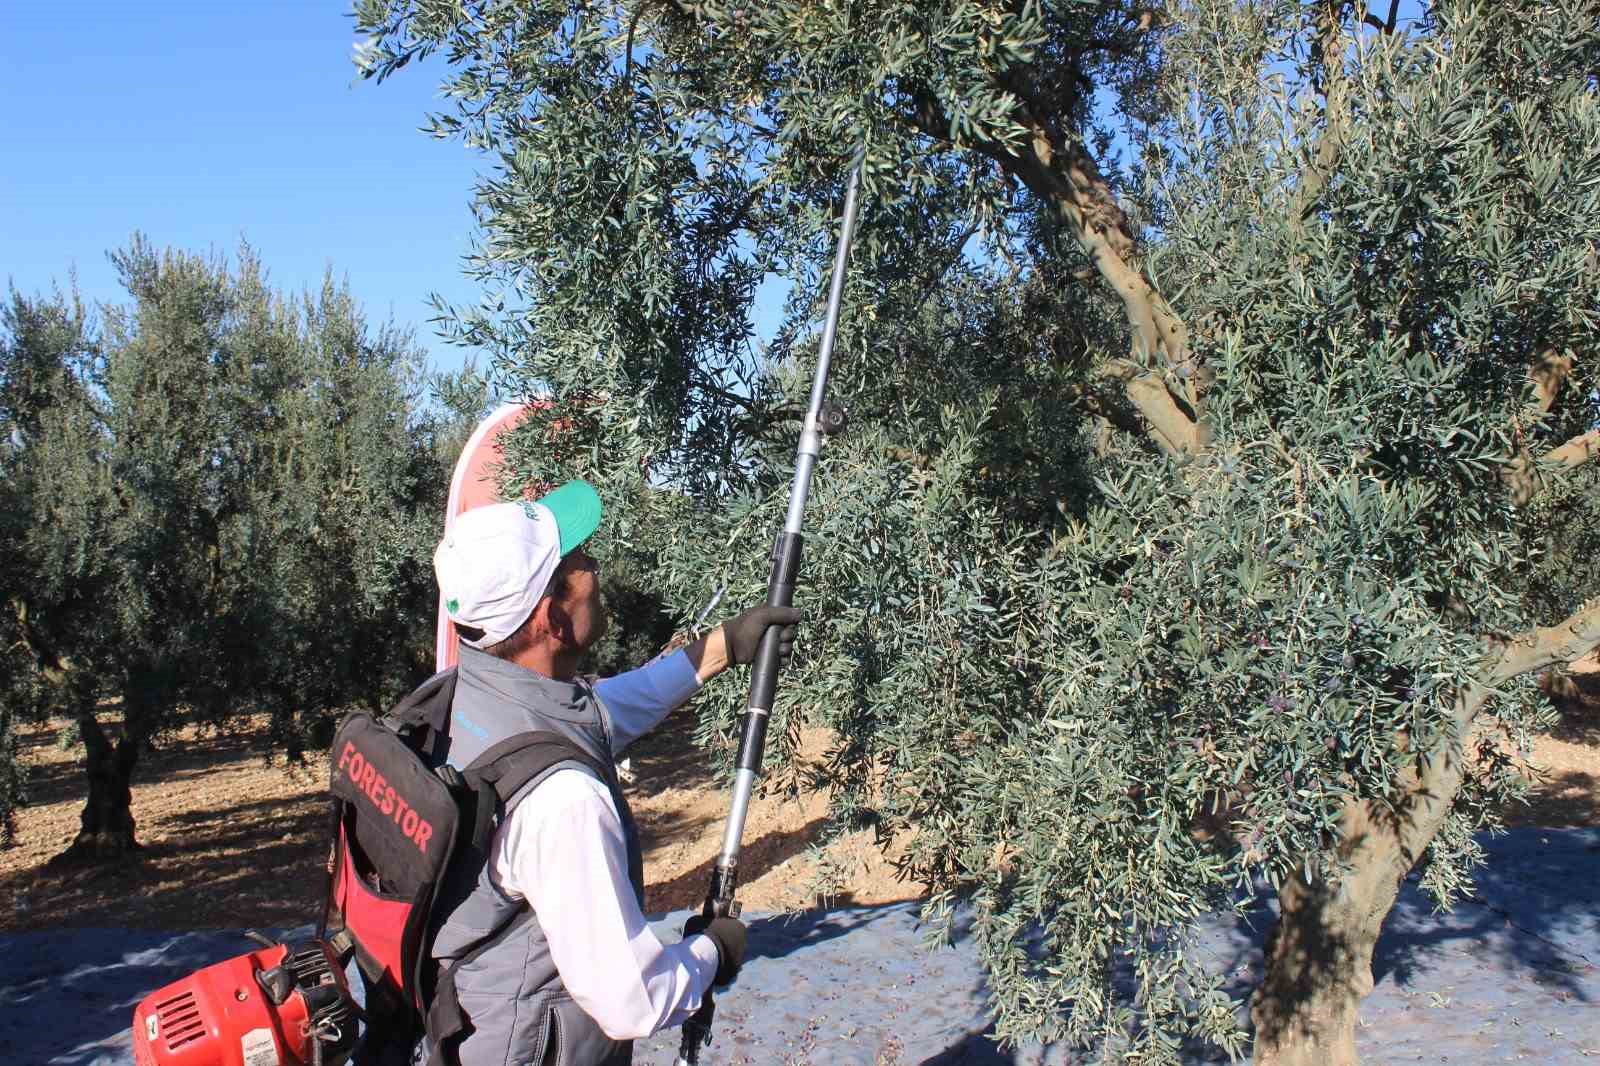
[486, 650, 722, 1040]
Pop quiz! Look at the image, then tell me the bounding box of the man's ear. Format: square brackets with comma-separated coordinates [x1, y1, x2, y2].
[525, 596, 552, 639]
[532, 594, 574, 646]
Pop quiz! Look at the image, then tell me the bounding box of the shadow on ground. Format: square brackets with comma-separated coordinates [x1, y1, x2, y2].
[15, 718, 309, 812]
[0, 792, 330, 933]
[1545, 670, 1600, 747]
[7, 828, 1598, 1066]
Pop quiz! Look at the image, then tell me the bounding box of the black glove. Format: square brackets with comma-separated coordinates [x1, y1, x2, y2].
[684, 914, 747, 988]
[723, 605, 802, 667]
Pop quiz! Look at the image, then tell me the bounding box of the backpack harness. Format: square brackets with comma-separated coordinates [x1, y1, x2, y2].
[319, 667, 606, 1065]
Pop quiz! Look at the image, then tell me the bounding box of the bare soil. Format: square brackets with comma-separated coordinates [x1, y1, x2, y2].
[3, 660, 1597, 934]
[0, 704, 909, 933]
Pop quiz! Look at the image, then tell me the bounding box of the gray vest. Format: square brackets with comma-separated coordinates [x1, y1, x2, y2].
[432, 645, 643, 1066]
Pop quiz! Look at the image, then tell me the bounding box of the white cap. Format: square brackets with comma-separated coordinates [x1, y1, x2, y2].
[433, 501, 561, 648]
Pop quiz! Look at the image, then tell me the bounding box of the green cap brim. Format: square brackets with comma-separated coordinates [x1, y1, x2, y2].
[538, 479, 603, 556]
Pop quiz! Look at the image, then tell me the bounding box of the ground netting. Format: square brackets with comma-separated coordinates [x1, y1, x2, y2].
[3, 828, 1596, 1064]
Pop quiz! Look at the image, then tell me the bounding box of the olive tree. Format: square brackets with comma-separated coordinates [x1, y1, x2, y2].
[0, 285, 100, 844]
[357, 1, 1600, 1062]
[1, 239, 469, 857]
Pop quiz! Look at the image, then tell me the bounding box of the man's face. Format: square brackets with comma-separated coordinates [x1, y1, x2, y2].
[550, 546, 608, 651]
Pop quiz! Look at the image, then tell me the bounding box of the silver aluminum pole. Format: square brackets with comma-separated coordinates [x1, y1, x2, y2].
[677, 162, 864, 1065]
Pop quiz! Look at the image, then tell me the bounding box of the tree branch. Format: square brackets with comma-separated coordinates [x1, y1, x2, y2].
[731, 402, 805, 441]
[1543, 429, 1600, 471]
[1290, 2, 1354, 233]
[1407, 598, 1600, 826]
[901, 87, 1206, 456]
[10, 596, 73, 686]
[1362, 0, 1402, 35]
[1528, 348, 1572, 416]
[1503, 349, 1589, 504]
[1483, 595, 1600, 692]
[1101, 359, 1198, 457]
[692, 372, 759, 413]
[1061, 381, 1149, 440]
[1412, 597, 1600, 830]
[1357, 594, 1600, 910]
[620, 1, 646, 100]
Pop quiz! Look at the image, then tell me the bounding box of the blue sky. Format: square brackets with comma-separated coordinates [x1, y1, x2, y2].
[2, 3, 487, 373]
[3, 3, 1432, 380]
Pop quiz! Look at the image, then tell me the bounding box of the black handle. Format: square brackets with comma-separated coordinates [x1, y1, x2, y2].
[735, 532, 803, 776]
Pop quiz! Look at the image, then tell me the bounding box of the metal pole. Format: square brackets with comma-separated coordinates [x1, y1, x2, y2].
[677, 161, 864, 1066]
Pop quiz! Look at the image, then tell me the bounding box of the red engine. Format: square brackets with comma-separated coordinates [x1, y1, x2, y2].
[131, 938, 356, 1066]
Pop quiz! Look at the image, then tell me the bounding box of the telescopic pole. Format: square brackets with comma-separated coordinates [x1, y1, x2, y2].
[676, 161, 864, 1066]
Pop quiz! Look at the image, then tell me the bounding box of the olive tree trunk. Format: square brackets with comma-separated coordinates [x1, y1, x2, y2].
[1252, 599, 1600, 1064]
[1251, 804, 1418, 1066]
[65, 712, 142, 858]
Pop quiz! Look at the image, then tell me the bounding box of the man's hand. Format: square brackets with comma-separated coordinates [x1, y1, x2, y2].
[684, 914, 747, 988]
[685, 604, 802, 683]
[722, 605, 801, 666]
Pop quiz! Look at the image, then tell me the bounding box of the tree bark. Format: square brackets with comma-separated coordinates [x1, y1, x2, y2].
[1252, 596, 1600, 1064]
[1252, 864, 1382, 1066]
[64, 712, 142, 859]
[9, 596, 145, 859]
[1252, 775, 1444, 1066]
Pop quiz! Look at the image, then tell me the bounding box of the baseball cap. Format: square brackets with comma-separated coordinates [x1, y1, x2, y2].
[433, 479, 603, 648]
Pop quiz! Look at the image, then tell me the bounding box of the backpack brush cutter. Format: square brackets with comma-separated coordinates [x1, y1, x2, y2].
[131, 934, 357, 1066]
[129, 666, 609, 1066]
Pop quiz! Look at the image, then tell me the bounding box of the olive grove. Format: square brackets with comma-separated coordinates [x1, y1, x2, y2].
[356, 0, 1600, 1062]
[0, 240, 482, 856]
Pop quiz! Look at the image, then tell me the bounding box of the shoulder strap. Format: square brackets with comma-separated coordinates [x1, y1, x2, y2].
[385, 668, 458, 730]
[465, 730, 610, 802]
[422, 733, 613, 1065]
[456, 731, 609, 856]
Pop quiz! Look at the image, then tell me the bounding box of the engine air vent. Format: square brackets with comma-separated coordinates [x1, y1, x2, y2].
[156, 989, 205, 1050]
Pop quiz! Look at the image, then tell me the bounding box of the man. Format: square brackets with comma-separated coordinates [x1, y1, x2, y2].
[426, 479, 799, 1066]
